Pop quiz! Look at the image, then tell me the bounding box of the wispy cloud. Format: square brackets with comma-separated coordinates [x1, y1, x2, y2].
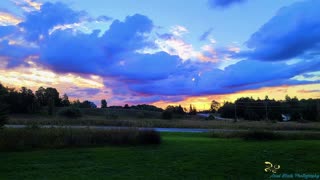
[12, 0, 42, 12]
[170, 25, 188, 37]
[0, 12, 22, 25]
[199, 28, 213, 41]
[208, 0, 247, 9]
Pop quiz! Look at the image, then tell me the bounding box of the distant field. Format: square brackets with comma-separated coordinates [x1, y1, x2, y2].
[0, 133, 319, 179]
[6, 108, 320, 131]
[8, 113, 320, 131]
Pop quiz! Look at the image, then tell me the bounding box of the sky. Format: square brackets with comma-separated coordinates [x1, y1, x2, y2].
[0, 0, 319, 109]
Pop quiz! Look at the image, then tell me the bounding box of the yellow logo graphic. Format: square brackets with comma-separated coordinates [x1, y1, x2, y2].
[265, 161, 280, 173]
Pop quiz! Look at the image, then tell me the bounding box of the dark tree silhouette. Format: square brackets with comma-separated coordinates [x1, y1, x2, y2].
[101, 99, 107, 108]
[79, 100, 97, 108]
[218, 96, 320, 121]
[61, 93, 70, 107]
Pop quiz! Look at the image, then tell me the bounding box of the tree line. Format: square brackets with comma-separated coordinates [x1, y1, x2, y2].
[0, 83, 166, 115]
[0, 83, 99, 115]
[218, 96, 320, 122]
[1, 83, 319, 122]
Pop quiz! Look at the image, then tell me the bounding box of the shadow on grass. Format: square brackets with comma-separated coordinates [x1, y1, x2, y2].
[209, 130, 320, 141]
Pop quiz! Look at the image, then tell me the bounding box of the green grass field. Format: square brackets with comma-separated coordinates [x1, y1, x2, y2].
[0, 133, 319, 180]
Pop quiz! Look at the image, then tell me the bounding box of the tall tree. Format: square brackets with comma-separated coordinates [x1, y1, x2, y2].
[189, 104, 197, 115]
[80, 100, 97, 108]
[35, 87, 46, 106]
[101, 99, 107, 108]
[0, 83, 8, 128]
[61, 93, 70, 107]
[45, 87, 60, 106]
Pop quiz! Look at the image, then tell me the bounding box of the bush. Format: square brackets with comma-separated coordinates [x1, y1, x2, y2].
[162, 111, 173, 120]
[58, 107, 82, 118]
[0, 128, 161, 151]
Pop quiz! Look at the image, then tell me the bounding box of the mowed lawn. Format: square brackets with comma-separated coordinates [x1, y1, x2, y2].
[0, 133, 319, 180]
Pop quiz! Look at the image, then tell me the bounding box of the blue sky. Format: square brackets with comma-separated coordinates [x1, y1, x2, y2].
[0, 0, 298, 48]
[0, 0, 319, 108]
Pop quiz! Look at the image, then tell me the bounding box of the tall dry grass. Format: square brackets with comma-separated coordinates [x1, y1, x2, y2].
[0, 127, 161, 151]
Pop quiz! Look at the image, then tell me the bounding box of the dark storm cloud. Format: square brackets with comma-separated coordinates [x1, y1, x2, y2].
[240, 0, 320, 61]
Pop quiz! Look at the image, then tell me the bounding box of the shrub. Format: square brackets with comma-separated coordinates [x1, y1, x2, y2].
[58, 107, 82, 118]
[162, 111, 173, 120]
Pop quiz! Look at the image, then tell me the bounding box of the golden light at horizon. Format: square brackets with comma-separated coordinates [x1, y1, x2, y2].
[152, 84, 320, 110]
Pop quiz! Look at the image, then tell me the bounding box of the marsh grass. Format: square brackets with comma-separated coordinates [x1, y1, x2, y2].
[0, 127, 161, 151]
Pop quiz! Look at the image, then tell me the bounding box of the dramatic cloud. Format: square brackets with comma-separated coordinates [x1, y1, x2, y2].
[242, 0, 320, 61]
[19, 2, 87, 41]
[128, 59, 320, 96]
[0, 40, 37, 67]
[156, 33, 196, 60]
[39, 13, 157, 80]
[104, 52, 181, 81]
[208, 0, 246, 9]
[155, 31, 227, 62]
[101, 14, 154, 57]
[40, 29, 104, 74]
[0, 0, 319, 106]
